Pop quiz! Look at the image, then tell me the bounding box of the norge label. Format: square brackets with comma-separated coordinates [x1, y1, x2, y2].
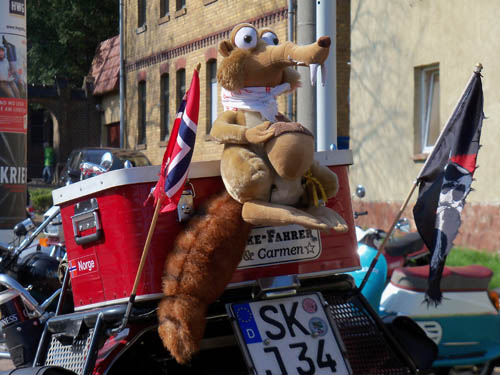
[68, 254, 99, 278]
[238, 225, 322, 269]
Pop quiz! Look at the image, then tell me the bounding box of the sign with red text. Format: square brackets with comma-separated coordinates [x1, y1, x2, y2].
[238, 225, 322, 269]
[0, 0, 27, 228]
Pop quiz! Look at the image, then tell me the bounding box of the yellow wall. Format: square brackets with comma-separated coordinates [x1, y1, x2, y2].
[350, 0, 500, 204]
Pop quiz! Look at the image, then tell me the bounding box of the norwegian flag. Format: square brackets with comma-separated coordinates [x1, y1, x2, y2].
[151, 68, 200, 212]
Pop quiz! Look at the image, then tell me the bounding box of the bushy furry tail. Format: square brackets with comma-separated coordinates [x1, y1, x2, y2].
[157, 191, 252, 364]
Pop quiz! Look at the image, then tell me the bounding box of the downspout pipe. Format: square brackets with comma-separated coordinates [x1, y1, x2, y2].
[287, 0, 295, 120]
[119, 0, 125, 148]
[316, 0, 336, 151]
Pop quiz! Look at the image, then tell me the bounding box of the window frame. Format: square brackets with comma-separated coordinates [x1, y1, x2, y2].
[415, 64, 440, 155]
[138, 80, 147, 145]
[207, 59, 217, 133]
[160, 73, 170, 141]
[160, 0, 169, 18]
[176, 68, 186, 110]
[137, 0, 147, 28]
[176, 0, 185, 11]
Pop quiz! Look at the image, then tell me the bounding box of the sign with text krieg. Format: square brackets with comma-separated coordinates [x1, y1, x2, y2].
[0, 0, 27, 229]
[238, 225, 322, 269]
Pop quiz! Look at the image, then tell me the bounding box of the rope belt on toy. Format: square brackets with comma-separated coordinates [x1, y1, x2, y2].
[304, 170, 328, 207]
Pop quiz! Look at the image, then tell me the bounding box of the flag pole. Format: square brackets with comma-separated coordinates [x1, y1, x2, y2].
[358, 181, 418, 292]
[358, 62, 483, 293]
[111, 64, 202, 334]
[111, 194, 165, 334]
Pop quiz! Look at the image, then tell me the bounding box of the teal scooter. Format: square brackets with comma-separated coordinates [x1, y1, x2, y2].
[349, 186, 500, 374]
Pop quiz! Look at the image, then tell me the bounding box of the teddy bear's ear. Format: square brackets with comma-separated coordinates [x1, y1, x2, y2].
[218, 40, 233, 57]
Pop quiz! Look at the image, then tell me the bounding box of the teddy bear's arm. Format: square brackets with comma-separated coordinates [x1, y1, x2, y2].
[211, 110, 274, 144]
[210, 110, 248, 144]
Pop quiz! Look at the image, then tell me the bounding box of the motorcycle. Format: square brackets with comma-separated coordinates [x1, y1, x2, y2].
[349, 186, 500, 374]
[0, 152, 133, 368]
[0, 151, 438, 375]
[0, 206, 70, 367]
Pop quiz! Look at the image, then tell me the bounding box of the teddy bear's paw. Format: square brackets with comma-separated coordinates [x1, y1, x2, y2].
[242, 200, 329, 231]
[244, 121, 274, 144]
[306, 206, 348, 233]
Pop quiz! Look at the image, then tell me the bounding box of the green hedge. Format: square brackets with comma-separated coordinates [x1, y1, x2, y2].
[29, 188, 53, 213]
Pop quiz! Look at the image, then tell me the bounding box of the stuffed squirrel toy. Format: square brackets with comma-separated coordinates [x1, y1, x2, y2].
[211, 23, 347, 232]
[157, 23, 347, 365]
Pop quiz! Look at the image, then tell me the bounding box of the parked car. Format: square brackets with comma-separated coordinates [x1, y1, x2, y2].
[59, 147, 151, 185]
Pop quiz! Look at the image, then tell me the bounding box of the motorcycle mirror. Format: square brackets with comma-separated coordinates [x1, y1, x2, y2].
[355, 185, 366, 198]
[80, 161, 107, 180]
[100, 152, 113, 171]
[13, 218, 35, 237]
[396, 217, 411, 233]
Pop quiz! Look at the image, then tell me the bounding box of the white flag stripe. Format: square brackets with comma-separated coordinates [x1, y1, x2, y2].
[166, 169, 189, 198]
[167, 135, 192, 175]
[182, 111, 197, 132]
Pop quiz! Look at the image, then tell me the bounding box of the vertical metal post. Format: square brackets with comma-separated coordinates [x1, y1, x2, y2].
[316, 0, 337, 151]
[33, 264, 72, 367]
[119, 0, 125, 148]
[82, 313, 104, 375]
[296, 0, 316, 136]
[287, 0, 295, 120]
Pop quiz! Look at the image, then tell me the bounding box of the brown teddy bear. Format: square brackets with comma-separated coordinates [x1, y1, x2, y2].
[211, 23, 347, 232]
[157, 23, 347, 365]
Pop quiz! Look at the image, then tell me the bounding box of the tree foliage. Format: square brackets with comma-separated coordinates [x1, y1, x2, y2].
[27, 0, 118, 86]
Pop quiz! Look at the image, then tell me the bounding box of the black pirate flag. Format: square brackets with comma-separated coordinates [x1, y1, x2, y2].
[413, 70, 484, 305]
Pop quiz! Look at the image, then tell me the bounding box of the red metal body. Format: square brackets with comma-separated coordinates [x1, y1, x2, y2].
[53, 151, 359, 311]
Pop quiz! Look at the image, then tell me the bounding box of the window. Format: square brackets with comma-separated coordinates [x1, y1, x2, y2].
[176, 0, 185, 11]
[176, 69, 186, 109]
[138, 81, 147, 144]
[161, 74, 170, 140]
[207, 60, 217, 132]
[415, 64, 440, 154]
[138, 0, 146, 27]
[160, 0, 169, 18]
[107, 123, 120, 147]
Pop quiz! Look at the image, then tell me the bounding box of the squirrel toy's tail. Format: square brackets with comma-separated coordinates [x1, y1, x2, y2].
[157, 191, 252, 364]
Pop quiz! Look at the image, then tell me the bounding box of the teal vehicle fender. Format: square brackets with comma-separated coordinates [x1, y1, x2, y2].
[346, 243, 388, 311]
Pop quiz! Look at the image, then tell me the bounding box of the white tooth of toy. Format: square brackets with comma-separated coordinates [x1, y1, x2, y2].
[321, 64, 327, 87]
[310, 64, 319, 86]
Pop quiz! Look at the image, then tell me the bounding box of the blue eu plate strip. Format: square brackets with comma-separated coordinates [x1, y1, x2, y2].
[232, 303, 262, 344]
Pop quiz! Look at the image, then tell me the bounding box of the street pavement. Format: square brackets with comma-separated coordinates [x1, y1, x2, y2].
[0, 359, 13, 371]
[0, 358, 499, 373]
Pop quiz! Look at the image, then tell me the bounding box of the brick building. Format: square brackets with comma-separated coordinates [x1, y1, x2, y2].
[109, 0, 351, 164]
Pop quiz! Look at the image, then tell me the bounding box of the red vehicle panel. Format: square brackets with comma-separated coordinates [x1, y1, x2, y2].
[53, 151, 359, 311]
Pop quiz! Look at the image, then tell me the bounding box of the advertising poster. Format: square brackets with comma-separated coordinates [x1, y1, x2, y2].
[0, 0, 27, 228]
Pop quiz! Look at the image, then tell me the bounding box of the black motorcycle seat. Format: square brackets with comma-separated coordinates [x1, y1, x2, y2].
[384, 232, 424, 257]
[391, 264, 493, 292]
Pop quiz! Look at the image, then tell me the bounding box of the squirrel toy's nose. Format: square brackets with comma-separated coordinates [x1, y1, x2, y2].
[318, 36, 331, 48]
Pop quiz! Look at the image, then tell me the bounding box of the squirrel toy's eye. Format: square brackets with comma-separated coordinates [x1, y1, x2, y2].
[234, 27, 258, 50]
[261, 31, 279, 45]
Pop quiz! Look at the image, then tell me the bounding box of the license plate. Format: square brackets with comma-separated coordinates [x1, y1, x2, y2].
[228, 293, 351, 374]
